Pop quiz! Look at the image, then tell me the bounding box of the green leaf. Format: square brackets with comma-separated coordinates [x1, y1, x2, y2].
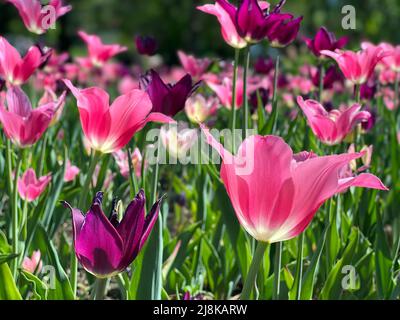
[0, 253, 19, 265]
[20, 270, 48, 300]
[0, 263, 22, 300]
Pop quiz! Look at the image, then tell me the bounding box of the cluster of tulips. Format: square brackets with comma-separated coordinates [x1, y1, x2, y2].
[0, 0, 399, 300]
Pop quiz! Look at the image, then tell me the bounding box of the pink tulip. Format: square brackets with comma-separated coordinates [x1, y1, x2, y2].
[0, 37, 50, 85]
[63, 80, 174, 154]
[113, 148, 144, 178]
[6, 0, 71, 35]
[321, 47, 390, 85]
[64, 160, 80, 182]
[22, 250, 42, 274]
[297, 96, 371, 145]
[78, 31, 127, 67]
[160, 123, 198, 160]
[178, 51, 212, 80]
[0, 86, 64, 147]
[18, 169, 52, 202]
[185, 94, 219, 123]
[201, 126, 387, 243]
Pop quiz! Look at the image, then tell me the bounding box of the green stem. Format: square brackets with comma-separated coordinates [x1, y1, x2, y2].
[92, 277, 109, 300]
[394, 72, 399, 124]
[242, 46, 251, 141]
[273, 241, 282, 300]
[271, 55, 281, 134]
[355, 84, 361, 104]
[240, 241, 267, 300]
[37, 132, 47, 176]
[318, 62, 325, 103]
[71, 151, 102, 297]
[294, 233, 304, 300]
[11, 152, 23, 277]
[231, 48, 240, 152]
[5, 139, 13, 198]
[127, 147, 139, 198]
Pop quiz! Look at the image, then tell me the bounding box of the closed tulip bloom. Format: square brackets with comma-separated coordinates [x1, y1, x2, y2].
[160, 124, 198, 160]
[304, 27, 348, 57]
[6, 0, 71, 35]
[185, 94, 219, 123]
[22, 250, 42, 274]
[178, 51, 212, 80]
[266, 14, 303, 48]
[62, 190, 162, 278]
[63, 79, 174, 154]
[135, 35, 158, 56]
[140, 69, 200, 118]
[201, 126, 387, 243]
[321, 47, 390, 85]
[297, 96, 371, 145]
[0, 86, 65, 147]
[17, 169, 52, 202]
[78, 31, 127, 67]
[0, 37, 50, 85]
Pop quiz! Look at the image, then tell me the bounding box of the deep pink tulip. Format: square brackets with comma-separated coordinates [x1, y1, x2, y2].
[135, 35, 158, 56]
[62, 190, 162, 278]
[0, 86, 64, 147]
[63, 79, 174, 154]
[17, 169, 52, 202]
[266, 14, 303, 47]
[178, 51, 212, 80]
[297, 96, 371, 145]
[140, 69, 200, 117]
[0, 37, 50, 85]
[78, 31, 127, 67]
[304, 27, 348, 57]
[201, 126, 387, 243]
[321, 47, 390, 85]
[6, 0, 71, 35]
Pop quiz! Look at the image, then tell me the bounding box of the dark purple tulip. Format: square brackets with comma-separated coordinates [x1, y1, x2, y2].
[267, 14, 303, 47]
[62, 190, 162, 278]
[135, 35, 158, 56]
[140, 69, 200, 117]
[360, 82, 377, 100]
[311, 65, 343, 89]
[249, 88, 269, 113]
[361, 106, 377, 131]
[254, 57, 274, 74]
[304, 27, 348, 57]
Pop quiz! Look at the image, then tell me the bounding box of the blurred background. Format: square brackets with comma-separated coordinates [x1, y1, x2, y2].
[1, 0, 399, 64]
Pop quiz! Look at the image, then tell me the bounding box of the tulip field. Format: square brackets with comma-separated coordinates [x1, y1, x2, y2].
[0, 0, 400, 303]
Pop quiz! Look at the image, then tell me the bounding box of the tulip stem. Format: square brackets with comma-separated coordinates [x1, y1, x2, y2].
[11, 152, 23, 278]
[127, 147, 139, 198]
[37, 132, 47, 176]
[293, 233, 304, 300]
[92, 277, 109, 300]
[273, 241, 282, 300]
[318, 62, 325, 103]
[271, 55, 280, 134]
[242, 46, 251, 141]
[71, 151, 102, 297]
[240, 241, 267, 300]
[5, 139, 13, 199]
[231, 48, 240, 152]
[355, 84, 361, 104]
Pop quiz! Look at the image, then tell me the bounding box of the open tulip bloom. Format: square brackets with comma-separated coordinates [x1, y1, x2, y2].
[0, 86, 65, 147]
[201, 125, 387, 243]
[62, 190, 162, 278]
[63, 79, 174, 154]
[297, 96, 371, 145]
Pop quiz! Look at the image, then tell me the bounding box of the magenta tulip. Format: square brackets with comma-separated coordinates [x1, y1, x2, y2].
[297, 96, 371, 145]
[62, 190, 162, 278]
[201, 126, 387, 243]
[304, 27, 348, 57]
[0, 86, 65, 147]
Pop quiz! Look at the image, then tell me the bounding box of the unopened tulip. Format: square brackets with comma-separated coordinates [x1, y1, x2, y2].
[78, 31, 127, 67]
[201, 126, 387, 243]
[185, 94, 219, 123]
[304, 27, 348, 57]
[22, 250, 42, 274]
[160, 124, 198, 160]
[0, 86, 64, 147]
[135, 35, 158, 56]
[297, 96, 371, 145]
[266, 14, 303, 48]
[6, 0, 71, 35]
[63, 79, 174, 154]
[0, 37, 50, 85]
[62, 190, 162, 278]
[17, 169, 52, 202]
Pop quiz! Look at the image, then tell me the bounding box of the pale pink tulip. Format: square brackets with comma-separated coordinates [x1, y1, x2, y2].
[201, 126, 387, 243]
[321, 47, 390, 85]
[18, 169, 52, 202]
[22, 250, 42, 273]
[297, 96, 371, 145]
[113, 148, 144, 178]
[0, 86, 65, 147]
[63, 80, 174, 154]
[161, 124, 198, 160]
[6, 0, 71, 35]
[185, 94, 219, 123]
[78, 31, 127, 67]
[64, 160, 80, 182]
[0, 36, 49, 85]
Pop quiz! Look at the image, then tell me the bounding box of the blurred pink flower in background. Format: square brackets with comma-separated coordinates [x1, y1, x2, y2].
[17, 169, 52, 202]
[64, 160, 80, 182]
[185, 94, 219, 123]
[113, 148, 144, 178]
[178, 51, 212, 80]
[22, 250, 42, 274]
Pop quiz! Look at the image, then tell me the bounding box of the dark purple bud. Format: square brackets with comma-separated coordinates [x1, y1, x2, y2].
[304, 27, 348, 57]
[361, 106, 377, 131]
[360, 82, 377, 100]
[267, 15, 303, 47]
[135, 35, 158, 56]
[311, 66, 343, 89]
[254, 57, 274, 74]
[249, 88, 269, 113]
